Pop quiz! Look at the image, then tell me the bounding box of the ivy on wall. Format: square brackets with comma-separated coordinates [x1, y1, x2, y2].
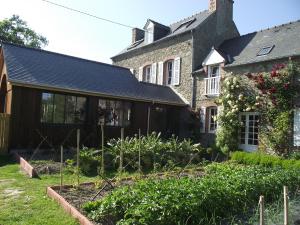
[216, 61, 299, 155]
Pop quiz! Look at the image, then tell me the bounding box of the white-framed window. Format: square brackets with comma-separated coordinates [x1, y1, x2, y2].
[208, 65, 220, 78]
[208, 107, 218, 133]
[166, 60, 174, 85]
[204, 65, 221, 95]
[294, 108, 300, 146]
[239, 112, 259, 152]
[143, 65, 152, 83]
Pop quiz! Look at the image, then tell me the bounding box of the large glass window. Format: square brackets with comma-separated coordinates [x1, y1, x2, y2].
[41, 92, 86, 124]
[97, 99, 131, 127]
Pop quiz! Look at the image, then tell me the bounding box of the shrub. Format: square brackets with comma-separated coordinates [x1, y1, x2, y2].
[83, 163, 300, 225]
[231, 151, 300, 170]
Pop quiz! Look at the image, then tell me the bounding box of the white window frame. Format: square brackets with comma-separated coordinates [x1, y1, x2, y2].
[239, 112, 259, 152]
[208, 65, 220, 78]
[208, 107, 218, 133]
[204, 64, 221, 95]
[166, 60, 174, 85]
[143, 65, 152, 83]
[294, 108, 300, 146]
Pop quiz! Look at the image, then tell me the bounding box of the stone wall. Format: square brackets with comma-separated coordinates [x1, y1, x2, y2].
[113, 33, 194, 105]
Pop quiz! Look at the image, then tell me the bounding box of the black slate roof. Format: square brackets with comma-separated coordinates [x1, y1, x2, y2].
[112, 10, 213, 58]
[1, 43, 186, 106]
[219, 20, 300, 67]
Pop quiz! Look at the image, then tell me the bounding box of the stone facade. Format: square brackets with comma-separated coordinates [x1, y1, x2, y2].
[195, 57, 300, 147]
[113, 33, 194, 104]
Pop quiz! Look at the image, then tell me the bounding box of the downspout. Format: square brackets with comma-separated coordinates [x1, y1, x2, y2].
[191, 29, 196, 109]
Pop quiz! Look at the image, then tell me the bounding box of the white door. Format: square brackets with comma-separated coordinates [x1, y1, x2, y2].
[239, 112, 259, 152]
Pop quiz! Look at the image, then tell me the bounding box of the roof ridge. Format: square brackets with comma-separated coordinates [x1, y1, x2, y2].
[226, 19, 300, 42]
[169, 10, 209, 26]
[2, 41, 129, 71]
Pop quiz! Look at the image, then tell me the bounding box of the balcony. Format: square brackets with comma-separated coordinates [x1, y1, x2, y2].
[204, 77, 220, 96]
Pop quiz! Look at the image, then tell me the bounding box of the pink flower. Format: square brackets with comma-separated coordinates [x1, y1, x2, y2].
[269, 87, 277, 94]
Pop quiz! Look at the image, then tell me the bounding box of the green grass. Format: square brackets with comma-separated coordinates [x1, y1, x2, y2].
[0, 156, 98, 225]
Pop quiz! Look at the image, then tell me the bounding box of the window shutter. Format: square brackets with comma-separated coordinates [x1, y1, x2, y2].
[157, 62, 164, 85]
[200, 107, 206, 133]
[138, 67, 143, 81]
[173, 57, 181, 85]
[294, 108, 300, 146]
[151, 63, 157, 84]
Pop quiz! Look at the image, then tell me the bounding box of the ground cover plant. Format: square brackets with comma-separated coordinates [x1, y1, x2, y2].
[231, 151, 300, 169]
[83, 163, 300, 225]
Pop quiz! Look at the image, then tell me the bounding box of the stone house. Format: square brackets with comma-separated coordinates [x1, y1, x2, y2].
[112, 0, 300, 151]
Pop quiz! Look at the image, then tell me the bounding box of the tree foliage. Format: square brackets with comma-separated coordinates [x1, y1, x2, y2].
[0, 15, 48, 49]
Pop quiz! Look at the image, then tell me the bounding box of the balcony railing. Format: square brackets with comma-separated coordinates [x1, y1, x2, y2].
[204, 77, 220, 95]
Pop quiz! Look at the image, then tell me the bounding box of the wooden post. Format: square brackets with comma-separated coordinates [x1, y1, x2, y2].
[259, 195, 265, 225]
[60, 145, 63, 192]
[119, 128, 124, 172]
[284, 186, 289, 225]
[76, 129, 80, 186]
[100, 124, 105, 175]
[147, 106, 151, 136]
[138, 128, 141, 174]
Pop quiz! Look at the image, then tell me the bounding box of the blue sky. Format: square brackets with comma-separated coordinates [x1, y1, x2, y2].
[1, 0, 300, 63]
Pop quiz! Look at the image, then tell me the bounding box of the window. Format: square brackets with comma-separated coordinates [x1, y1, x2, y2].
[41, 92, 86, 124]
[143, 65, 152, 82]
[97, 99, 131, 127]
[208, 107, 218, 133]
[209, 66, 220, 77]
[166, 60, 174, 85]
[257, 45, 274, 56]
[173, 18, 196, 33]
[205, 65, 221, 95]
[239, 113, 259, 152]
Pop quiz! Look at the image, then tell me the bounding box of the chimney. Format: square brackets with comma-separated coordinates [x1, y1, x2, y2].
[132, 28, 145, 44]
[209, 0, 233, 21]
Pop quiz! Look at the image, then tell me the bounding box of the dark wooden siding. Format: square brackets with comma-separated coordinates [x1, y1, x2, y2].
[9, 86, 182, 149]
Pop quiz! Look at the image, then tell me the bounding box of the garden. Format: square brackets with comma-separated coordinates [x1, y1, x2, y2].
[1, 62, 300, 225]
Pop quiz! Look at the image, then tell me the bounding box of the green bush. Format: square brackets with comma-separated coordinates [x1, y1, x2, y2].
[231, 151, 300, 169]
[83, 163, 300, 225]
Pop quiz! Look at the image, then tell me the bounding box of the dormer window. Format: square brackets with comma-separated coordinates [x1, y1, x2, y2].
[145, 22, 154, 44]
[209, 66, 220, 78]
[204, 65, 221, 95]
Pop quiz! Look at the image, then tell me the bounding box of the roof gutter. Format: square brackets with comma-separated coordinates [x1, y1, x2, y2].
[224, 54, 300, 68]
[9, 80, 188, 107]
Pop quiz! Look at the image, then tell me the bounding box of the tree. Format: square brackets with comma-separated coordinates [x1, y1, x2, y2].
[0, 15, 48, 49]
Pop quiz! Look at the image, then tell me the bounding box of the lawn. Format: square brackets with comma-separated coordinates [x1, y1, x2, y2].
[0, 155, 97, 225]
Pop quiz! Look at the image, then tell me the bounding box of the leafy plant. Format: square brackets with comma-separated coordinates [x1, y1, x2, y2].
[79, 147, 101, 175]
[83, 163, 300, 225]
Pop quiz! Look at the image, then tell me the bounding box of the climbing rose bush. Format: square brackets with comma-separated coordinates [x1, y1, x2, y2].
[216, 61, 299, 155]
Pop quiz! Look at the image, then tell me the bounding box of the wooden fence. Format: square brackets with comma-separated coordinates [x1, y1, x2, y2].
[0, 113, 10, 154]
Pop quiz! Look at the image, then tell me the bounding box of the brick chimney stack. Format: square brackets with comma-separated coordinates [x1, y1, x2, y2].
[132, 28, 145, 44]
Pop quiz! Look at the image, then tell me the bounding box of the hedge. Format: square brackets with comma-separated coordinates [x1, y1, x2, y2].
[231, 151, 300, 169]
